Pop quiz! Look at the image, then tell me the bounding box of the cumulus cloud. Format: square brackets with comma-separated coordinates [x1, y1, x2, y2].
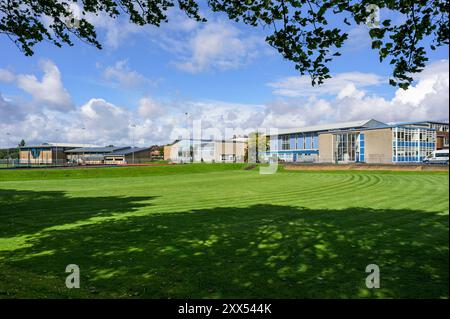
[263, 60, 449, 128]
[0, 93, 27, 123]
[268, 71, 385, 97]
[393, 59, 449, 107]
[173, 20, 262, 73]
[138, 97, 166, 118]
[78, 98, 131, 145]
[93, 16, 142, 49]
[16, 59, 73, 111]
[1, 60, 447, 148]
[102, 60, 156, 89]
[0, 93, 71, 147]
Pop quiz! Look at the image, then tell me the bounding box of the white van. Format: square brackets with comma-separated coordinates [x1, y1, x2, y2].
[423, 149, 449, 164]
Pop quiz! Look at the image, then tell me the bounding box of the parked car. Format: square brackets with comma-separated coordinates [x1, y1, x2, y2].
[423, 150, 449, 164]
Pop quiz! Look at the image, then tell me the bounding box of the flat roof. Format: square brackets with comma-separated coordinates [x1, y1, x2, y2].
[322, 125, 436, 134]
[392, 120, 449, 126]
[171, 139, 247, 145]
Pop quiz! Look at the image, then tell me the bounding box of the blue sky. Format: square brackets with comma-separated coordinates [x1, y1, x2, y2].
[0, 6, 448, 147]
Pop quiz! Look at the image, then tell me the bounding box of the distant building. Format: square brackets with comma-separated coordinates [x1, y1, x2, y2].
[65, 146, 132, 165]
[19, 143, 162, 166]
[19, 143, 98, 165]
[163, 141, 177, 162]
[103, 147, 154, 165]
[167, 139, 247, 163]
[66, 146, 154, 165]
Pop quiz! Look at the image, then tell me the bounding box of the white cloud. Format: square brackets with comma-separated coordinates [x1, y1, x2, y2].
[41, 5, 266, 73]
[1, 60, 448, 148]
[16, 59, 73, 111]
[90, 14, 141, 49]
[81, 98, 116, 118]
[173, 20, 261, 73]
[393, 59, 449, 106]
[343, 26, 372, 52]
[263, 60, 449, 128]
[164, 9, 199, 32]
[337, 83, 366, 99]
[102, 60, 156, 89]
[268, 71, 385, 97]
[0, 69, 15, 83]
[138, 97, 166, 118]
[62, 98, 131, 146]
[0, 93, 27, 123]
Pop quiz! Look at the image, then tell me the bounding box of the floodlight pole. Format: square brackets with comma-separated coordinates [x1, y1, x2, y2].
[55, 129, 59, 166]
[130, 124, 136, 164]
[81, 127, 85, 165]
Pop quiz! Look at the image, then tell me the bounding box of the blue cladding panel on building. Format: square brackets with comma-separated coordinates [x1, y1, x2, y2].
[359, 133, 365, 162]
[313, 133, 319, 149]
[305, 134, 312, 149]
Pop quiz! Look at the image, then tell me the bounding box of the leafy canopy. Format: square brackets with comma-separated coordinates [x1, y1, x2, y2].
[1, 0, 448, 89]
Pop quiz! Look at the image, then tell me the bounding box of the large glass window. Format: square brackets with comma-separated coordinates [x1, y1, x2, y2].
[281, 135, 290, 150]
[334, 132, 359, 162]
[392, 127, 436, 162]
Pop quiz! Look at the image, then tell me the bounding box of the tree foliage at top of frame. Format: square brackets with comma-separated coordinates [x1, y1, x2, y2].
[0, 0, 448, 89]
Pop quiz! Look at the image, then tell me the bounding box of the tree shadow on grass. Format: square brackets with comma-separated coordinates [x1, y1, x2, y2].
[0, 189, 156, 237]
[0, 188, 448, 299]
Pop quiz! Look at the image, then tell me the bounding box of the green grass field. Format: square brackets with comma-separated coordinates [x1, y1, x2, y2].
[0, 164, 448, 298]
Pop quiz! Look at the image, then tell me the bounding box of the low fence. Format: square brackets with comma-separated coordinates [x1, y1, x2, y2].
[0, 159, 18, 169]
[0, 157, 166, 169]
[284, 163, 449, 172]
[274, 154, 446, 165]
[0, 159, 79, 169]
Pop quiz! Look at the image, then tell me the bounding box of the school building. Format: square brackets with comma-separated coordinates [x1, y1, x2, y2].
[165, 139, 247, 163]
[19, 143, 97, 165]
[266, 119, 449, 164]
[19, 144, 155, 165]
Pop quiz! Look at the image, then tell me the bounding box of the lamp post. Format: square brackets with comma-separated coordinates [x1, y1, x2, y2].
[185, 112, 193, 163]
[130, 123, 136, 164]
[81, 127, 85, 165]
[6, 132, 10, 167]
[55, 129, 59, 166]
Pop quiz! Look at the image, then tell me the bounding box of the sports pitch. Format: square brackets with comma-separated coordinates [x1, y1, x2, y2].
[0, 164, 448, 298]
